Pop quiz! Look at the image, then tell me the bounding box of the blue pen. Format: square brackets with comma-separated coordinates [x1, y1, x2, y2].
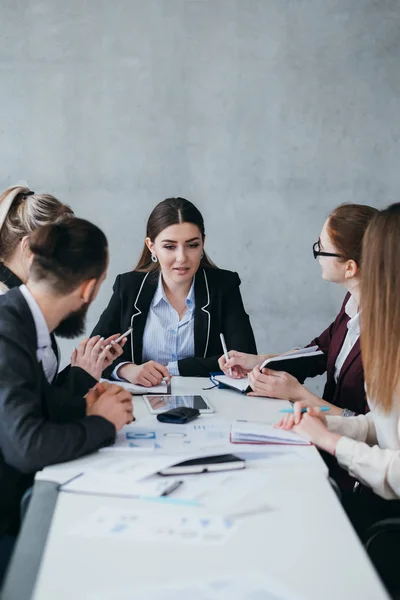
[279, 407, 330, 414]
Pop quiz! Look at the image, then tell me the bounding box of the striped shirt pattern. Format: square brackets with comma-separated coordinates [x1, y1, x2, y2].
[141, 275, 196, 375]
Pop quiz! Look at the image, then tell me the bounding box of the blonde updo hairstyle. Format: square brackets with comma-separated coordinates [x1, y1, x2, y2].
[0, 185, 74, 262]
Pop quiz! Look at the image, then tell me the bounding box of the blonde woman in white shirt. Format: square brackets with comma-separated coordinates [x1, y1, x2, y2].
[276, 202, 400, 537]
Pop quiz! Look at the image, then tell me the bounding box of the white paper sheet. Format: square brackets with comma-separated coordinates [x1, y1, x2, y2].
[103, 416, 231, 453]
[59, 453, 198, 497]
[144, 468, 276, 512]
[87, 572, 304, 600]
[61, 475, 182, 498]
[100, 378, 169, 395]
[69, 506, 236, 544]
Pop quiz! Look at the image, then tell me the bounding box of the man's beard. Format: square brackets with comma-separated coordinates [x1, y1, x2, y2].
[54, 303, 89, 339]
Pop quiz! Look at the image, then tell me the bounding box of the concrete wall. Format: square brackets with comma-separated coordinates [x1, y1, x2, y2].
[1, 1, 399, 386]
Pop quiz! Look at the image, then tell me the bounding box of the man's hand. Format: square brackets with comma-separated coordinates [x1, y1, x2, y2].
[71, 334, 126, 381]
[85, 381, 114, 409]
[87, 384, 134, 431]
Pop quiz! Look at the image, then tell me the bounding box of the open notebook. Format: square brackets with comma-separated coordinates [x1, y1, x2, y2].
[212, 346, 324, 393]
[231, 420, 311, 445]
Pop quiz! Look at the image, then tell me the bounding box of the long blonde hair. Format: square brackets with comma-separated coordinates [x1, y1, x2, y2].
[360, 203, 400, 412]
[0, 185, 74, 262]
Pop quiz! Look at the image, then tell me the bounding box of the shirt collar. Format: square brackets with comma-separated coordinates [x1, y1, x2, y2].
[153, 274, 195, 310]
[345, 294, 358, 320]
[19, 285, 52, 350]
[345, 294, 360, 334]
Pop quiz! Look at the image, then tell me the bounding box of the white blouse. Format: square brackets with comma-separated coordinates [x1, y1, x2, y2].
[327, 398, 400, 499]
[334, 294, 360, 383]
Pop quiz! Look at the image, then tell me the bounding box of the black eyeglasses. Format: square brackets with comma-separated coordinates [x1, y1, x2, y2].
[313, 241, 342, 259]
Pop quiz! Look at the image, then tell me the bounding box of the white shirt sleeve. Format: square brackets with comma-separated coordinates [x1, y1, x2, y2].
[327, 414, 378, 444]
[167, 361, 180, 376]
[327, 414, 400, 499]
[111, 361, 132, 381]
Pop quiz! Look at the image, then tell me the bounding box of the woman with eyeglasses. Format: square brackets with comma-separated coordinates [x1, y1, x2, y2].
[219, 204, 378, 417]
[276, 204, 400, 547]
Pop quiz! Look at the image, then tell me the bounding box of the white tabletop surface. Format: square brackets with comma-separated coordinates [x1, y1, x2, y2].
[32, 377, 389, 600]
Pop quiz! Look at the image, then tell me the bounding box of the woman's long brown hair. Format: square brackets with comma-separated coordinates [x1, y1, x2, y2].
[134, 197, 216, 272]
[360, 203, 400, 412]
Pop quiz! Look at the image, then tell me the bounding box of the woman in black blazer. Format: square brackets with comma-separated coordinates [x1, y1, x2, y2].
[92, 197, 257, 383]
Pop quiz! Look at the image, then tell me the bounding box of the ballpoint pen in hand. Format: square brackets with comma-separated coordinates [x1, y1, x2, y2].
[220, 333, 232, 377]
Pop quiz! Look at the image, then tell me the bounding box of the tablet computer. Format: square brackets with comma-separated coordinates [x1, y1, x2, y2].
[143, 394, 214, 415]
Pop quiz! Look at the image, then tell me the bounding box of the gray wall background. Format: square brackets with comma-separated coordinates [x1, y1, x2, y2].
[1, 1, 399, 389]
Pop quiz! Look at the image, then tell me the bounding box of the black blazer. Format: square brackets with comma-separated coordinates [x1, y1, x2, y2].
[0, 288, 116, 536]
[0, 262, 97, 397]
[92, 268, 257, 377]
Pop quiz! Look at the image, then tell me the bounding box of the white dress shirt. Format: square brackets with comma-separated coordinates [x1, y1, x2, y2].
[334, 294, 360, 383]
[20, 285, 59, 383]
[113, 275, 195, 379]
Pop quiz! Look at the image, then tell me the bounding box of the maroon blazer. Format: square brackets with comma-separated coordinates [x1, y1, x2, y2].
[302, 293, 367, 414]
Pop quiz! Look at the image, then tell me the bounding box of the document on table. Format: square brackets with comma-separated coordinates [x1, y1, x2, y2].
[69, 506, 236, 544]
[100, 378, 169, 395]
[61, 475, 182, 498]
[87, 572, 304, 600]
[144, 468, 276, 512]
[59, 454, 195, 497]
[104, 416, 232, 453]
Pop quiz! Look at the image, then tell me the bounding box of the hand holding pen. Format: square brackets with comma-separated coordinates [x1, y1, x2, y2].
[275, 403, 330, 430]
[219, 333, 233, 377]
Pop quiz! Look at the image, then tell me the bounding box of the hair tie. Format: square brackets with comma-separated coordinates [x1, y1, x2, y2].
[23, 191, 35, 197]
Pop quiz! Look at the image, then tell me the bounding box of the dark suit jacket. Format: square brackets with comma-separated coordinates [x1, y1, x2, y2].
[0, 262, 97, 397]
[301, 293, 366, 414]
[0, 289, 116, 536]
[92, 268, 257, 377]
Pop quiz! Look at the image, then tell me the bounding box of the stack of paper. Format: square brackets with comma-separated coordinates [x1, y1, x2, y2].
[231, 421, 310, 446]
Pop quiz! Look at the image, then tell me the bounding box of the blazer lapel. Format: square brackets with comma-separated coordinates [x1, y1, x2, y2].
[194, 269, 211, 358]
[130, 272, 158, 364]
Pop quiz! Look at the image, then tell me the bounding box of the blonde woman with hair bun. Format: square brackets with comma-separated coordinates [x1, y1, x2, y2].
[0, 185, 74, 288]
[0, 184, 125, 391]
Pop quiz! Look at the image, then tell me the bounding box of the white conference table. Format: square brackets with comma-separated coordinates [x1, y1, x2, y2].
[9, 377, 389, 599]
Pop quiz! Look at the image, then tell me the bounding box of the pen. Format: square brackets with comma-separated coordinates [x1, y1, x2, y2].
[279, 407, 330, 413]
[161, 480, 183, 497]
[220, 333, 232, 377]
